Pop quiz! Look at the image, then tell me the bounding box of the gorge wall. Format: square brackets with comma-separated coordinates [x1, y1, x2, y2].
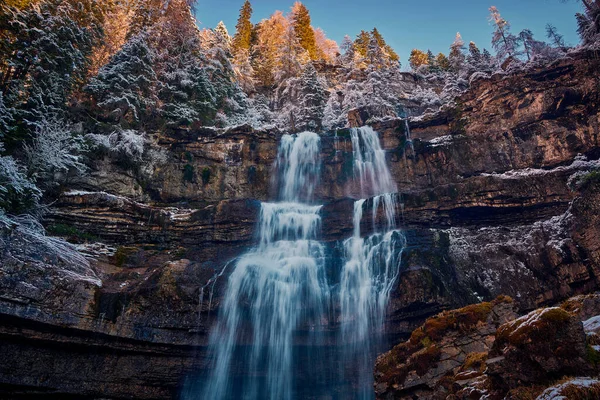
[1, 49, 600, 398]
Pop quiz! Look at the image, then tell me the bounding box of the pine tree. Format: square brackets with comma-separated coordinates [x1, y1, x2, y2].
[252, 11, 287, 88]
[367, 34, 387, 69]
[86, 33, 157, 128]
[518, 29, 536, 60]
[232, 0, 253, 54]
[573, 0, 600, 44]
[449, 32, 466, 72]
[489, 6, 519, 60]
[546, 24, 568, 51]
[436, 53, 451, 71]
[354, 30, 371, 58]
[291, 2, 318, 60]
[468, 42, 482, 65]
[371, 27, 400, 63]
[215, 21, 232, 49]
[340, 35, 355, 66]
[127, 0, 164, 39]
[0, 0, 103, 126]
[297, 63, 327, 130]
[275, 20, 308, 83]
[427, 50, 439, 73]
[409, 49, 429, 71]
[0, 92, 14, 137]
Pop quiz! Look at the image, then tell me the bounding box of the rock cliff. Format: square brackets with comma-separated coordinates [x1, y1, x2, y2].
[1, 49, 600, 398]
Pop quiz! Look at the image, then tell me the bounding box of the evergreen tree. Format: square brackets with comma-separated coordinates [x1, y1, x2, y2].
[215, 21, 232, 49]
[252, 11, 287, 88]
[489, 6, 519, 60]
[297, 63, 327, 130]
[409, 49, 429, 71]
[371, 27, 400, 63]
[449, 32, 466, 72]
[127, 0, 163, 39]
[367, 34, 387, 69]
[574, 0, 600, 44]
[468, 42, 482, 65]
[546, 24, 568, 50]
[275, 20, 308, 83]
[86, 33, 157, 128]
[518, 29, 536, 60]
[340, 35, 355, 66]
[232, 0, 253, 54]
[291, 2, 318, 60]
[436, 53, 451, 71]
[427, 50, 439, 73]
[354, 30, 371, 58]
[1, 0, 103, 125]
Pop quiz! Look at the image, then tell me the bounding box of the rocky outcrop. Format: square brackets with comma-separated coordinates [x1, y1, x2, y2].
[375, 294, 600, 400]
[374, 296, 517, 399]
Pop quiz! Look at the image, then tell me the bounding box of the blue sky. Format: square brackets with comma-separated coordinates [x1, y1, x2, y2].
[195, 0, 583, 68]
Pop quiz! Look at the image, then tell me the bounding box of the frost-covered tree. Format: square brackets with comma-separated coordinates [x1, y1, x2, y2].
[88, 0, 137, 78]
[467, 42, 482, 67]
[275, 20, 309, 83]
[449, 32, 466, 72]
[574, 0, 600, 44]
[371, 28, 400, 64]
[489, 6, 519, 61]
[234, 49, 256, 93]
[546, 24, 568, 51]
[24, 117, 87, 187]
[0, 154, 41, 214]
[297, 63, 327, 130]
[127, 0, 163, 39]
[313, 27, 339, 63]
[0, 0, 103, 125]
[86, 32, 157, 128]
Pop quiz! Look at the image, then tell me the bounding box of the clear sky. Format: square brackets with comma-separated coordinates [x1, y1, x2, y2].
[195, 0, 583, 68]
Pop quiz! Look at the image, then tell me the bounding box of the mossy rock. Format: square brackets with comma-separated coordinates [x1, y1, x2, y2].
[496, 307, 571, 346]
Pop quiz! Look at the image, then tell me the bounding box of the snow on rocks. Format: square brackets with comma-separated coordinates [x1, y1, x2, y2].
[480, 154, 600, 180]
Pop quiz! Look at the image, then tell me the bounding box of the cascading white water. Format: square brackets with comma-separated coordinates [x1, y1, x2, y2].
[201, 132, 330, 400]
[340, 126, 406, 399]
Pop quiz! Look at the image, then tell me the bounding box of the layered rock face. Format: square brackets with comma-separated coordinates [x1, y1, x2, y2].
[1, 50, 600, 398]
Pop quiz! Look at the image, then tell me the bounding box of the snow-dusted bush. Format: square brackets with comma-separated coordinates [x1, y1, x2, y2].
[24, 118, 87, 185]
[88, 129, 146, 163]
[410, 87, 443, 108]
[87, 129, 168, 173]
[0, 155, 42, 214]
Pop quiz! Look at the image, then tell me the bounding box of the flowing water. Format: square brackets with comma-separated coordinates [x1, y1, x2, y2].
[194, 128, 405, 400]
[339, 126, 406, 399]
[199, 132, 330, 400]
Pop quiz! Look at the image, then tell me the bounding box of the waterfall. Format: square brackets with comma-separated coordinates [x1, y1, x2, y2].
[193, 127, 405, 400]
[199, 132, 330, 400]
[339, 126, 406, 399]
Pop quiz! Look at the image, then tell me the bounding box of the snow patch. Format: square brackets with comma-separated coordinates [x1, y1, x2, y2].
[481, 155, 600, 180]
[537, 378, 600, 400]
